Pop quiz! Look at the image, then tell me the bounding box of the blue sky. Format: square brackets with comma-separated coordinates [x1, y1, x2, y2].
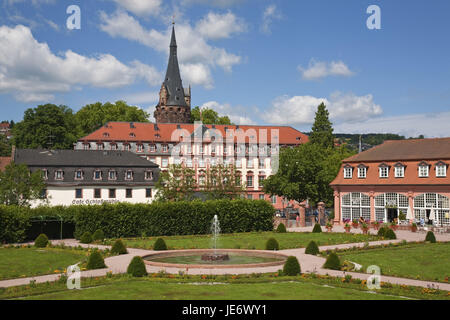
[0, 0, 449, 137]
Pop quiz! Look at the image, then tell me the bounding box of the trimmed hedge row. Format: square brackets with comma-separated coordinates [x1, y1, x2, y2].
[0, 199, 274, 243]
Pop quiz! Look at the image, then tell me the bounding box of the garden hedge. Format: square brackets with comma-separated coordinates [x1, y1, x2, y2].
[0, 200, 274, 243]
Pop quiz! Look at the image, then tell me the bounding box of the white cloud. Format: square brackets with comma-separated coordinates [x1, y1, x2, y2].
[180, 63, 213, 89]
[6, 0, 56, 6]
[334, 111, 450, 138]
[0, 25, 162, 103]
[99, 10, 243, 88]
[181, 0, 246, 7]
[200, 101, 256, 125]
[195, 11, 247, 40]
[124, 92, 159, 105]
[110, 0, 162, 16]
[261, 4, 282, 35]
[298, 59, 355, 80]
[261, 92, 383, 126]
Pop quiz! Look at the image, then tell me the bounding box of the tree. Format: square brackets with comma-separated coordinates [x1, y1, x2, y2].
[262, 143, 353, 207]
[202, 164, 246, 200]
[11, 104, 78, 150]
[190, 106, 233, 125]
[75, 101, 150, 137]
[310, 102, 334, 149]
[0, 162, 46, 206]
[0, 134, 11, 156]
[155, 164, 197, 202]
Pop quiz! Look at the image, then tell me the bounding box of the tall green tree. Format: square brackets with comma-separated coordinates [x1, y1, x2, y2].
[0, 162, 46, 206]
[262, 143, 354, 207]
[310, 102, 334, 149]
[190, 106, 233, 125]
[12, 104, 78, 149]
[75, 101, 150, 137]
[0, 135, 11, 156]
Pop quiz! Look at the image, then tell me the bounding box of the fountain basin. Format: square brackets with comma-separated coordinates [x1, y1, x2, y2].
[143, 249, 288, 269]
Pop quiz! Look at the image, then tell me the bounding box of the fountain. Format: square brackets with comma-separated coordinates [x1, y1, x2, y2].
[201, 215, 230, 262]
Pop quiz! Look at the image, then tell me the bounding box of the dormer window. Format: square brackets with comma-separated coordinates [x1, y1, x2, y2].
[55, 170, 64, 180]
[418, 161, 430, 177]
[125, 170, 133, 180]
[75, 170, 84, 180]
[344, 165, 353, 179]
[145, 171, 153, 180]
[108, 170, 117, 180]
[93, 170, 102, 180]
[357, 165, 367, 179]
[379, 164, 389, 178]
[394, 163, 405, 178]
[436, 162, 447, 177]
[129, 133, 136, 138]
[103, 133, 109, 138]
[41, 169, 48, 180]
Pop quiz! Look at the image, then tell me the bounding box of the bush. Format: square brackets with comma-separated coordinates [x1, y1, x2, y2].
[384, 228, 397, 240]
[265, 238, 279, 251]
[86, 250, 106, 270]
[153, 238, 167, 251]
[80, 231, 93, 244]
[276, 223, 286, 233]
[312, 223, 322, 233]
[305, 241, 319, 255]
[425, 231, 436, 243]
[283, 256, 301, 276]
[34, 233, 48, 248]
[111, 239, 128, 255]
[92, 229, 105, 242]
[127, 256, 148, 277]
[323, 252, 341, 270]
[377, 226, 388, 237]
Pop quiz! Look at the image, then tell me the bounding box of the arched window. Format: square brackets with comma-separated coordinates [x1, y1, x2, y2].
[414, 193, 449, 226]
[341, 193, 371, 222]
[374, 193, 409, 223]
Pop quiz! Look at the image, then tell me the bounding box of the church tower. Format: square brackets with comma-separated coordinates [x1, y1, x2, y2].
[154, 25, 191, 123]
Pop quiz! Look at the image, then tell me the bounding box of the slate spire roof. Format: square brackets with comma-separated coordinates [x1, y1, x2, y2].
[163, 25, 187, 107]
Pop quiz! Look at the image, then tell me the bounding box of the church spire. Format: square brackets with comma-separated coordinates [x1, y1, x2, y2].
[164, 25, 187, 107]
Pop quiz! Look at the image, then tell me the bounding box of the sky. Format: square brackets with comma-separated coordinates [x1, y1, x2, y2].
[0, 0, 449, 138]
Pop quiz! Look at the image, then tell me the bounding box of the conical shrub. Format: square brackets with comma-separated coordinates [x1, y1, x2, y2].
[276, 223, 287, 233]
[80, 231, 93, 244]
[93, 229, 105, 242]
[34, 234, 48, 248]
[312, 223, 322, 233]
[384, 228, 396, 240]
[87, 250, 106, 270]
[111, 239, 128, 255]
[377, 226, 388, 237]
[127, 256, 148, 277]
[425, 231, 436, 243]
[305, 240, 320, 255]
[265, 238, 279, 251]
[323, 252, 341, 270]
[283, 256, 301, 276]
[153, 238, 167, 251]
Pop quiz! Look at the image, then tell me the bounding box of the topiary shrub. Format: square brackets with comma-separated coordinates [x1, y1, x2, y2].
[305, 240, 320, 255]
[127, 256, 148, 277]
[377, 226, 388, 237]
[86, 250, 106, 270]
[92, 229, 105, 242]
[265, 237, 279, 251]
[323, 252, 341, 270]
[384, 228, 397, 240]
[276, 223, 287, 233]
[312, 223, 322, 233]
[425, 231, 436, 243]
[80, 231, 93, 244]
[153, 238, 167, 251]
[34, 233, 48, 248]
[283, 256, 301, 276]
[111, 239, 128, 255]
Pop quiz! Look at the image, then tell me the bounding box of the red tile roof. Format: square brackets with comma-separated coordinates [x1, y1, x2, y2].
[0, 123, 10, 129]
[79, 122, 309, 145]
[0, 157, 11, 171]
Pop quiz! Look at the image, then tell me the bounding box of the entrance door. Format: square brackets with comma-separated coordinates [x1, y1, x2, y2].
[387, 208, 398, 223]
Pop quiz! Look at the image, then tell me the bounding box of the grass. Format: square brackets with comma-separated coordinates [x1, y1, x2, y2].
[108, 231, 380, 250]
[0, 247, 86, 280]
[337, 242, 450, 283]
[3, 273, 447, 300]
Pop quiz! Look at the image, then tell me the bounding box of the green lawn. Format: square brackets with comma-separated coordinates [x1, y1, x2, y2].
[337, 242, 450, 283]
[112, 232, 379, 250]
[17, 278, 409, 300]
[0, 247, 86, 280]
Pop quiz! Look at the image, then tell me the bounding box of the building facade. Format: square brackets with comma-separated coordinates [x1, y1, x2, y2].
[153, 25, 191, 124]
[13, 149, 160, 207]
[331, 138, 450, 226]
[75, 122, 309, 210]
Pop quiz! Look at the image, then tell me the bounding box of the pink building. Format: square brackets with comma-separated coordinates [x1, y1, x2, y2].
[331, 138, 450, 226]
